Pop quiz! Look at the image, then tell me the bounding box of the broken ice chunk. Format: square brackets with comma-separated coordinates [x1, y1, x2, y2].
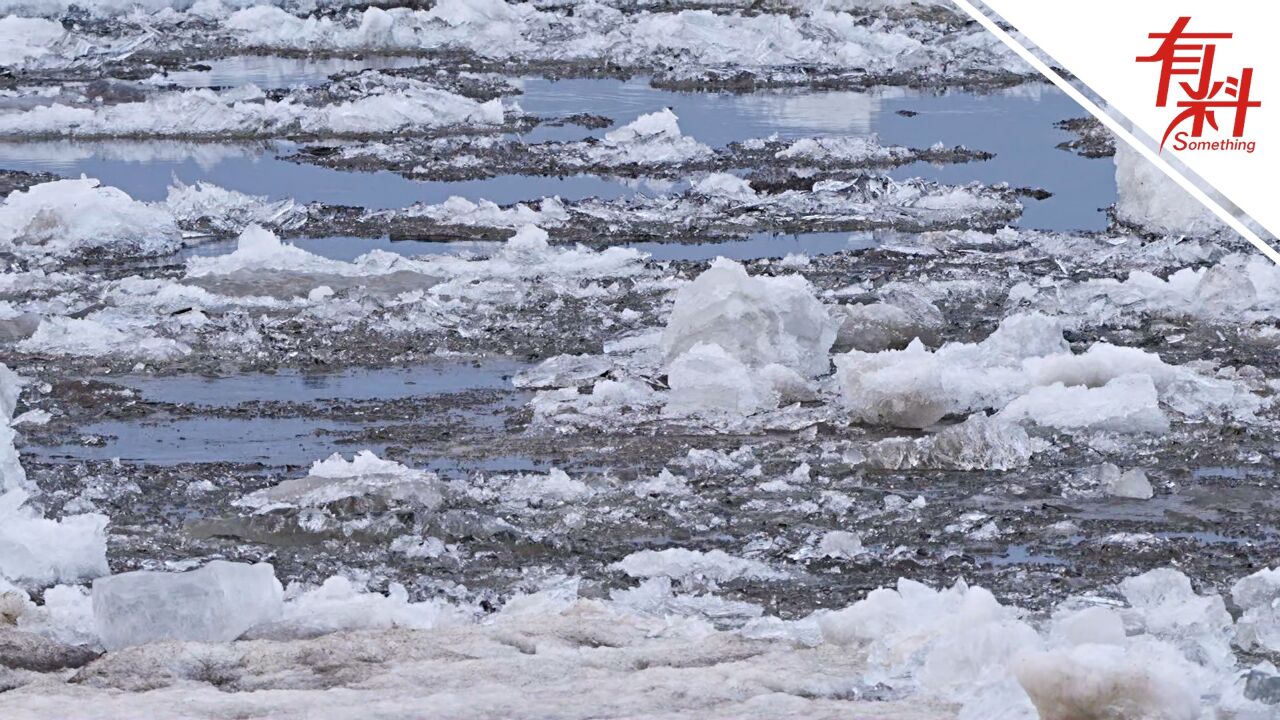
[817, 531, 865, 559]
[834, 291, 944, 353]
[1107, 468, 1154, 500]
[999, 375, 1170, 435]
[661, 258, 838, 378]
[1016, 643, 1199, 720]
[1114, 143, 1223, 237]
[513, 353, 613, 389]
[237, 450, 443, 513]
[92, 561, 283, 651]
[0, 489, 108, 589]
[613, 548, 785, 587]
[863, 413, 1041, 471]
[0, 178, 179, 261]
[1232, 567, 1280, 654]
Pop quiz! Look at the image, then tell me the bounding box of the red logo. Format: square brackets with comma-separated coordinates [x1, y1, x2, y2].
[1137, 16, 1260, 153]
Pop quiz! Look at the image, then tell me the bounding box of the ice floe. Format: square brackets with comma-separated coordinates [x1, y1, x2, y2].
[835, 313, 1261, 431]
[0, 78, 512, 139]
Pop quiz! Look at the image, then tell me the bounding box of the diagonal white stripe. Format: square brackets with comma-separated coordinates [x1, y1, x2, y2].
[952, 0, 1280, 264]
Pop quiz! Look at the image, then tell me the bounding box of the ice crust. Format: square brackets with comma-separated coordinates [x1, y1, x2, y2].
[92, 561, 284, 651]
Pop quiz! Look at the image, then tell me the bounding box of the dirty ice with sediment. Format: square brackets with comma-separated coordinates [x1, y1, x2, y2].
[0, 1, 1278, 718]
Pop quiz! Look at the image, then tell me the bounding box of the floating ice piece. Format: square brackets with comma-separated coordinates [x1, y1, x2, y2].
[1114, 143, 1223, 237]
[817, 577, 1041, 709]
[398, 195, 568, 229]
[17, 316, 191, 362]
[691, 172, 757, 202]
[187, 224, 381, 278]
[1119, 568, 1235, 674]
[1106, 468, 1154, 500]
[614, 548, 785, 585]
[775, 135, 912, 164]
[0, 178, 179, 260]
[1016, 253, 1280, 326]
[501, 468, 592, 505]
[863, 413, 1041, 471]
[238, 450, 442, 513]
[0, 490, 108, 589]
[165, 180, 306, 234]
[514, 354, 612, 389]
[837, 312, 1258, 430]
[662, 258, 838, 377]
[92, 561, 284, 651]
[816, 531, 864, 559]
[0, 80, 509, 139]
[590, 109, 712, 166]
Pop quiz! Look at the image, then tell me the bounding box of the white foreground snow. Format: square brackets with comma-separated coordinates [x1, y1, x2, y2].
[2, 563, 1275, 719]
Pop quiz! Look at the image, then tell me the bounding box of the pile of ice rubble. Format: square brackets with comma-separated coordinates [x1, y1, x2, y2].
[6, 528, 1280, 715]
[205, 0, 1021, 82]
[0, 77, 512, 139]
[9, 220, 654, 362]
[0, 177, 303, 264]
[527, 257, 1269, 446]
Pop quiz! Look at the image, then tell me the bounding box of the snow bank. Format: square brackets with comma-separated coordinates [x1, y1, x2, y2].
[92, 561, 284, 651]
[0, 81, 509, 139]
[662, 258, 837, 377]
[1114, 144, 1223, 236]
[835, 312, 1259, 430]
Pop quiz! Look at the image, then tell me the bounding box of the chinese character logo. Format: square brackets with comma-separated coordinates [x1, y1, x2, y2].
[1137, 17, 1260, 153]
